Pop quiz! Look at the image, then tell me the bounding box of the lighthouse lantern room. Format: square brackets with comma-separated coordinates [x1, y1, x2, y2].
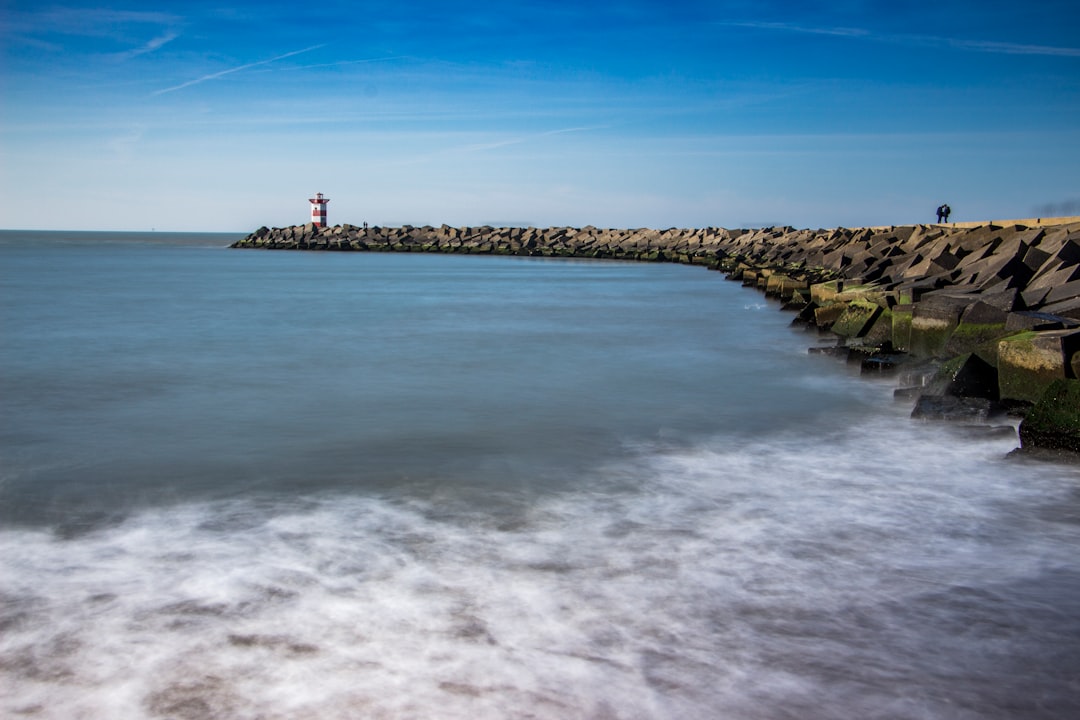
[309, 192, 330, 227]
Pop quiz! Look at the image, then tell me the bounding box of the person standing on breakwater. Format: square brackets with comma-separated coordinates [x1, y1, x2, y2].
[936, 203, 952, 223]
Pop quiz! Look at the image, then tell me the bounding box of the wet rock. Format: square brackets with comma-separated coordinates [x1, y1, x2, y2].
[909, 294, 974, 358]
[1018, 379, 1080, 454]
[860, 352, 907, 375]
[997, 329, 1080, 403]
[944, 297, 1014, 357]
[911, 394, 996, 422]
[942, 353, 1000, 400]
[830, 298, 883, 339]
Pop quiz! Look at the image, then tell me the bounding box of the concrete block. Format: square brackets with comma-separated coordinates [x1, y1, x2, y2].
[1018, 379, 1080, 454]
[810, 280, 842, 305]
[909, 295, 974, 358]
[997, 329, 1080, 402]
[911, 394, 994, 422]
[891, 305, 913, 351]
[1044, 278, 1080, 305]
[1005, 311, 1080, 333]
[830, 301, 878, 336]
[814, 302, 848, 330]
[1022, 245, 1052, 272]
[1057, 239, 1080, 265]
[1040, 296, 1080, 321]
[861, 307, 895, 346]
[945, 300, 1012, 358]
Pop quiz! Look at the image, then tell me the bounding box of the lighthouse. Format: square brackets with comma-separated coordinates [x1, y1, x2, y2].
[308, 192, 330, 227]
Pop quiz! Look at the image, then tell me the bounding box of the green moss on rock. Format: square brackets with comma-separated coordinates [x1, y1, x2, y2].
[945, 321, 1009, 357]
[830, 298, 883, 338]
[891, 306, 913, 351]
[997, 331, 1069, 403]
[909, 317, 956, 358]
[1018, 379, 1080, 454]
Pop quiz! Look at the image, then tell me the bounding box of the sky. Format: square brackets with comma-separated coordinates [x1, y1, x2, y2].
[2, 1, 1079, 231]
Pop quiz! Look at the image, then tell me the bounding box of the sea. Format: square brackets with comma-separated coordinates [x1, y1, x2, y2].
[1, 230, 1078, 719]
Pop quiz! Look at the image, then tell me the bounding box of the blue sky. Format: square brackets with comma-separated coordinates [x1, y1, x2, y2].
[2, 1, 1079, 231]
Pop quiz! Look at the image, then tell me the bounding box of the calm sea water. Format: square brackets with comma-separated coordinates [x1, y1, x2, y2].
[1, 230, 1078, 719]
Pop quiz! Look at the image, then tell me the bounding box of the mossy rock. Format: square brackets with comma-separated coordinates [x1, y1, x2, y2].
[997, 330, 1069, 403]
[861, 307, 894, 346]
[813, 302, 848, 330]
[909, 316, 956, 358]
[945, 321, 1009, 357]
[940, 353, 1000, 400]
[908, 296, 974, 359]
[891, 305, 913, 351]
[830, 299, 883, 338]
[810, 280, 842, 305]
[1018, 379, 1080, 454]
[766, 274, 788, 296]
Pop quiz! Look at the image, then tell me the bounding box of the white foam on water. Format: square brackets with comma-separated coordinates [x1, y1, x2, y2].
[2, 418, 1079, 719]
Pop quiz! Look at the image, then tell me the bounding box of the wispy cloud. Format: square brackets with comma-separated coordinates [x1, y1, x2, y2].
[4, 7, 182, 57]
[152, 44, 325, 96]
[114, 31, 180, 60]
[721, 21, 1080, 58]
[27, 8, 179, 38]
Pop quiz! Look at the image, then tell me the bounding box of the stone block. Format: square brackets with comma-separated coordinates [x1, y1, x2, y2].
[944, 353, 1000, 400]
[1044, 278, 1080, 305]
[780, 277, 810, 300]
[950, 225, 1003, 256]
[1005, 311, 1080, 333]
[1057, 239, 1080, 265]
[891, 305, 913, 351]
[813, 302, 848, 330]
[945, 301, 1011, 358]
[765, 274, 787, 297]
[1040, 296, 1080, 321]
[863, 257, 896, 283]
[1022, 245, 1052, 272]
[861, 307, 895, 346]
[1021, 285, 1052, 309]
[933, 246, 963, 267]
[810, 280, 842, 305]
[997, 329, 1080, 402]
[909, 295, 974, 358]
[1029, 263, 1080, 295]
[1018, 379, 1080, 454]
[911, 394, 994, 422]
[964, 251, 1033, 289]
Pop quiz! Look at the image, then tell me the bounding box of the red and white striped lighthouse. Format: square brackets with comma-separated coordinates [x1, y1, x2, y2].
[308, 192, 329, 227]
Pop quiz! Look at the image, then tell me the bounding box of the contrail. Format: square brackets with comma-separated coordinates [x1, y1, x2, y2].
[152, 44, 325, 96]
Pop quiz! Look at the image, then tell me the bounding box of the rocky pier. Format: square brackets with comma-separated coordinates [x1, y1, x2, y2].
[232, 219, 1080, 457]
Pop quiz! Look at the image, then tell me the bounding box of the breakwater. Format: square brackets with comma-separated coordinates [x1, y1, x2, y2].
[232, 221, 1080, 455]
